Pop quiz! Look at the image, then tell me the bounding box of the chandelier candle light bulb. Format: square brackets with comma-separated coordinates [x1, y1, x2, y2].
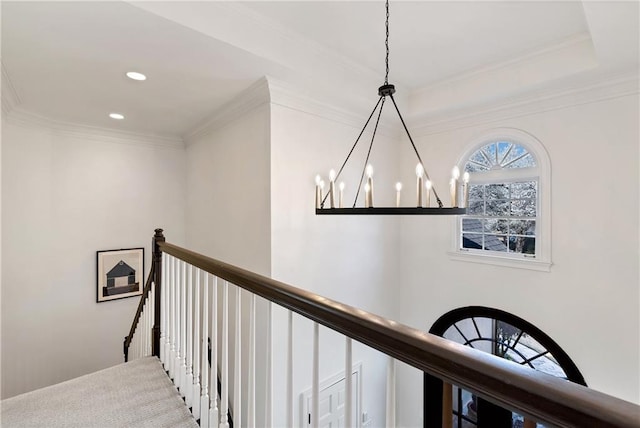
[365, 183, 372, 208]
[462, 172, 470, 208]
[425, 180, 432, 208]
[315, 175, 322, 209]
[416, 164, 424, 207]
[339, 182, 345, 208]
[366, 164, 374, 207]
[450, 166, 460, 207]
[329, 169, 337, 208]
[395, 182, 402, 207]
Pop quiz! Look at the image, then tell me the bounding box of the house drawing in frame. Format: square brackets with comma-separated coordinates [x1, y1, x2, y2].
[97, 248, 144, 302]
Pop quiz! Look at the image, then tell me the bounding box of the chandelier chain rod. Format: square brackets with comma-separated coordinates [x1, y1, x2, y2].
[353, 97, 386, 208]
[389, 94, 444, 208]
[385, 0, 390, 85]
[320, 96, 384, 207]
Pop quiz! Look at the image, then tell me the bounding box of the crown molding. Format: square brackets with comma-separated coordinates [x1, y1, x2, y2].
[409, 33, 598, 123]
[409, 70, 639, 137]
[5, 107, 184, 149]
[183, 77, 271, 145]
[184, 76, 400, 144]
[1, 62, 22, 116]
[413, 33, 594, 100]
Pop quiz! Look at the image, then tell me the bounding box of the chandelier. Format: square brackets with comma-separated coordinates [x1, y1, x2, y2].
[315, 0, 467, 215]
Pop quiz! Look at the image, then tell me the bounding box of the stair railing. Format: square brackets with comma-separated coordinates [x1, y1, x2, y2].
[123, 263, 155, 363]
[126, 229, 640, 428]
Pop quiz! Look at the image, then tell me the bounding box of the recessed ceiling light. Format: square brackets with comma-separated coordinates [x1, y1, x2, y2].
[126, 71, 146, 81]
[109, 113, 125, 120]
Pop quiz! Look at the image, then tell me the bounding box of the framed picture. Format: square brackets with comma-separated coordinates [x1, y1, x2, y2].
[96, 248, 144, 303]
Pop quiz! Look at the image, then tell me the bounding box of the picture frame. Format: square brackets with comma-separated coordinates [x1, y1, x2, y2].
[96, 248, 144, 303]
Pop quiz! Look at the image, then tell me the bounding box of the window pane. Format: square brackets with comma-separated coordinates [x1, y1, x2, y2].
[462, 233, 483, 249]
[511, 199, 536, 217]
[483, 143, 498, 167]
[509, 220, 535, 235]
[462, 218, 484, 232]
[483, 235, 508, 252]
[511, 181, 537, 199]
[505, 153, 535, 169]
[468, 200, 484, 215]
[501, 144, 536, 168]
[496, 142, 512, 165]
[443, 325, 465, 344]
[468, 151, 491, 170]
[486, 184, 509, 199]
[486, 199, 509, 216]
[509, 237, 535, 254]
[469, 184, 484, 200]
[485, 218, 509, 234]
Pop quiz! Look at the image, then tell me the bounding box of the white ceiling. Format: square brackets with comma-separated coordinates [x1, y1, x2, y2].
[1, 1, 638, 139]
[242, 1, 589, 89]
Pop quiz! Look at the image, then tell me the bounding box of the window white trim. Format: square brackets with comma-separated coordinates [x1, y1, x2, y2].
[447, 250, 551, 272]
[450, 127, 552, 270]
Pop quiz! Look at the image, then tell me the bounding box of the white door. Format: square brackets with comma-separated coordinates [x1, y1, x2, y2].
[305, 371, 359, 428]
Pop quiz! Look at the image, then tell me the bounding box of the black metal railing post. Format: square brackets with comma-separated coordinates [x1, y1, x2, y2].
[152, 228, 165, 358]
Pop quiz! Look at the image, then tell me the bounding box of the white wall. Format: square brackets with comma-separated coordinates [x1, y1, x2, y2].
[269, 101, 401, 427]
[185, 103, 271, 426]
[1, 118, 186, 398]
[395, 93, 640, 427]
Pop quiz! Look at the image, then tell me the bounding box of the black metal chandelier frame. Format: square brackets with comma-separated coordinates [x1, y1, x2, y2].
[316, 0, 466, 216]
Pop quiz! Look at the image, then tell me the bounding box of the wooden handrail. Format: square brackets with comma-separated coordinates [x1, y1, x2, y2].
[158, 240, 640, 428]
[123, 263, 155, 362]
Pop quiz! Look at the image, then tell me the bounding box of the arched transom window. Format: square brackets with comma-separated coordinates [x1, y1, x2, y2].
[465, 141, 536, 172]
[423, 307, 586, 428]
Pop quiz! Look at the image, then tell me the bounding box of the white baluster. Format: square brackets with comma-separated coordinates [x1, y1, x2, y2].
[185, 265, 194, 407]
[174, 258, 182, 388]
[180, 260, 187, 395]
[248, 293, 256, 428]
[160, 256, 166, 364]
[286, 310, 293, 428]
[151, 284, 156, 356]
[265, 302, 272, 428]
[386, 357, 396, 428]
[161, 253, 171, 372]
[166, 256, 172, 366]
[193, 268, 201, 419]
[209, 276, 219, 428]
[200, 273, 210, 428]
[169, 256, 176, 378]
[312, 322, 319, 428]
[345, 337, 353, 428]
[134, 327, 138, 360]
[141, 299, 146, 357]
[234, 287, 242, 428]
[138, 317, 142, 359]
[150, 285, 155, 355]
[148, 282, 154, 357]
[145, 289, 150, 356]
[220, 280, 229, 428]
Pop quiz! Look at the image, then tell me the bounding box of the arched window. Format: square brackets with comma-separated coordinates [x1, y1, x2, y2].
[450, 129, 551, 271]
[423, 307, 586, 428]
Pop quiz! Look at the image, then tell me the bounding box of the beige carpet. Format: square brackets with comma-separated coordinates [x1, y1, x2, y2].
[1, 356, 198, 428]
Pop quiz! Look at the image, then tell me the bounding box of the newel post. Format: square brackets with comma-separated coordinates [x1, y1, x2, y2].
[152, 228, 165, 358]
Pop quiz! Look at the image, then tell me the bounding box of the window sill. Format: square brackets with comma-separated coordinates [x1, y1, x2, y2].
[447, 251, 552, 272]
